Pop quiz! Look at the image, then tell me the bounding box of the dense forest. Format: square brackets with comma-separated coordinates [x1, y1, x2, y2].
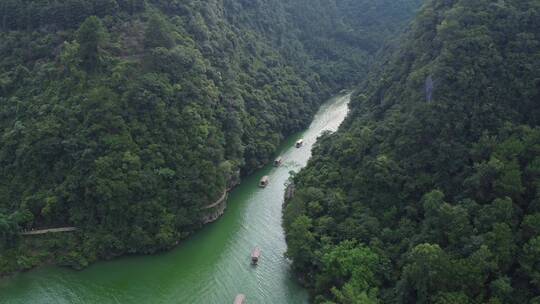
[284, 0, 540, 303]
[0, 0, 421, 274]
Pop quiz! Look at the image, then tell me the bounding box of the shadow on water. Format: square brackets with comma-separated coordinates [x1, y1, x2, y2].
[0, 93, 351, 304]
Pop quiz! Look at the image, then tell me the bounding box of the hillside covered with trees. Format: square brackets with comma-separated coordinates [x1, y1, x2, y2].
[284, 0, 540, 303]
[0, 0, 421, 274]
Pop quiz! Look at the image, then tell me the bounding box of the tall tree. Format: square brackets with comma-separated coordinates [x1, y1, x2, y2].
[76, 16, 107, 71]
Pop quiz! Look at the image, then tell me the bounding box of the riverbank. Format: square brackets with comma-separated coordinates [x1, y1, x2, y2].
[0, 93, 350, 304]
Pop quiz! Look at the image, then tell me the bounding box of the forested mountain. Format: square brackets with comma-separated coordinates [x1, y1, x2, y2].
[0, 0, 420, 274]
[284, 0, 540, 303]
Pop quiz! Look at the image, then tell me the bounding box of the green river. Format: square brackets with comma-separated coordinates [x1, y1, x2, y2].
[0, 93, 350, 304]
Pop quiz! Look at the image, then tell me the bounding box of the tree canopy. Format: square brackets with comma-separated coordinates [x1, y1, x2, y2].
[284, 0, 540, 302]
[0, 0, 421, 274]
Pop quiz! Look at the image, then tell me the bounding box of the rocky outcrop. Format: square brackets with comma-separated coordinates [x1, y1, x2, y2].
[200, 174, 241, 224]
[283, 182, 296, 204]
[201, 191, 229, 224]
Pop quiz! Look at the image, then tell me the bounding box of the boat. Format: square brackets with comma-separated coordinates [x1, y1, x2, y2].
[295, 139, 304, 148]
[251, 247, 261, 265]
[259, 176, 269, 188]
[274, 157, 283, 167]
[234, 294, 246, 304]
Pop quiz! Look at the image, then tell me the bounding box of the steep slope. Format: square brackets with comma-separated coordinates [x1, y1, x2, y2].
[284, 0, 540, 303]
[0, 0, 421, 274]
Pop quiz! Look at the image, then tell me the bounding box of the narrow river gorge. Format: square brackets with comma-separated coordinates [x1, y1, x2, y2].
[0, 93, 351, 304]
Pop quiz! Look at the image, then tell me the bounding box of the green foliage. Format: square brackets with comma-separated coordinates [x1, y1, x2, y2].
[0, 0, 420, 275]
[316, 241, 380, 304]
[284, 0, 540, 302]
[144, 13, 173, 50]
[76, 16, 107, 71]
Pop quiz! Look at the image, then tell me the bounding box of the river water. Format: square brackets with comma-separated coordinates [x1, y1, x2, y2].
[0, 93, 350, 304]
